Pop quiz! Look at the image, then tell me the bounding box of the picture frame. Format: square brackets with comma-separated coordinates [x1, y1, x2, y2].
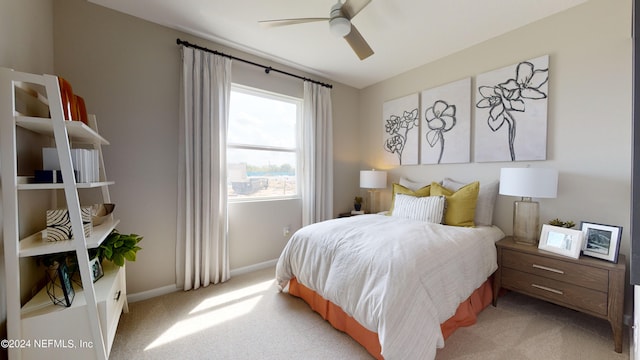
[580, 221, 623, 263]
[538, 224, 584, 259]
[89, 257, 104, 282]
[58, 262, 75, 307]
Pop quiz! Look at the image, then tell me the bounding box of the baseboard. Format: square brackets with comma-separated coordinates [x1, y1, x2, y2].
[127, 259, 278, 303]
[230, 258, 278, 277]
[127, 284, 180, 303]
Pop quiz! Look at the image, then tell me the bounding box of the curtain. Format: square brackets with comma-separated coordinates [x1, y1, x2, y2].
[302, 82, 334, 226]
[176, 46, 231, 290]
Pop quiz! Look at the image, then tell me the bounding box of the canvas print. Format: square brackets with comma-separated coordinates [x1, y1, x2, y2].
[383, 93, 419, 165]
[421, 78, 471, 164]
[474, 55, 549, 162]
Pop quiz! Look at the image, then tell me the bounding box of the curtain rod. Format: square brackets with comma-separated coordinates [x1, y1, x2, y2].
[176, 39, 333, 89]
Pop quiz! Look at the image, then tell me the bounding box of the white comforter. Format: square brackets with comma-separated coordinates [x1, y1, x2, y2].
[276, 214, 505, 360]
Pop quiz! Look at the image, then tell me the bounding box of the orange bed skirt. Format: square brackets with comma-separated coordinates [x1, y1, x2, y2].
[288, 277, 493, 360]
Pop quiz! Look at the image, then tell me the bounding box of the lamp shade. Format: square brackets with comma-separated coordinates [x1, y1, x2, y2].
[499, 168, 558, 198]
[360, 170, 387, 189]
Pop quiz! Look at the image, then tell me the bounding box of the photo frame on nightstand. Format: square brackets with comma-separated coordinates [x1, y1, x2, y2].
[538, 224, 584, 259]
[580, 221, 623, 263]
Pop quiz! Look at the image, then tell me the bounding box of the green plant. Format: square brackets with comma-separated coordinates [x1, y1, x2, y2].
[354, 196, 363, 204]
[96, 230, 143, 267]
[548, 218, 576, 229]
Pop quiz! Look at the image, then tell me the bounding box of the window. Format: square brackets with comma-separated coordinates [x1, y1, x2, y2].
[227, 84, 301, 200]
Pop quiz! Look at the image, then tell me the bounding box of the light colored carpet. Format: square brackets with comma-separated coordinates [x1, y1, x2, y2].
[110, 267, 630, 359]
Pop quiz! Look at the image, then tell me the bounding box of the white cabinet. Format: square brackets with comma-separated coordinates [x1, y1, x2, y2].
[0, 68, 127, 360]
[21, 263, 126, 360]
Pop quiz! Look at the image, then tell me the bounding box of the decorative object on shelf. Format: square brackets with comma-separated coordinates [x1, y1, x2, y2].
[548, 218, 575, 228]
[45, 207, 92, 241]
[97, 230, 143, 267]
[89, 256, 104, 282]
[44, 258, 75, 307]
[92, 203, 115, 225]
[74, 95, 89, 124]
[538, 224, 583, 259]
[57, 76, 76, 121]
[360, 169, 387, 214]
[580, 221, 623, 263]
[499, 167, 558, 245]
[42, 147, 100, 183]
[354, 196, 363, 211]
[33, 169, 78, 183]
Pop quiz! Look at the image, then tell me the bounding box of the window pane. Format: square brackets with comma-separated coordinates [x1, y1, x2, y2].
[227, 148, 297, 199]
[228, 90, 297, 148]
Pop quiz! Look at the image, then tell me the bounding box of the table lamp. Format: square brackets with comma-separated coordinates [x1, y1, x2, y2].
[499, 167, 558, 245]
[360, 170, 387, 213]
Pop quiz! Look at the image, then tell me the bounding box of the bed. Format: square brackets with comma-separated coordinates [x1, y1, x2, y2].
[275, 179, 504, 359]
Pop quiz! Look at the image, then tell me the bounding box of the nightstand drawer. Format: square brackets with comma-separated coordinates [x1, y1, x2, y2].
[502, 249, 608, 292]
[503, 268, 607, 316]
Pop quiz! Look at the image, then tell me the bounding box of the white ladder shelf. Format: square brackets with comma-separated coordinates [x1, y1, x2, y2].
[0, 68, 126, 360]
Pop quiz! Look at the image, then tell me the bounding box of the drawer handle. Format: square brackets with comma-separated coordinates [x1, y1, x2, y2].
[531, 283, 564, 295]
[532, 264, 564, 274]
[114, 290, 121, 301]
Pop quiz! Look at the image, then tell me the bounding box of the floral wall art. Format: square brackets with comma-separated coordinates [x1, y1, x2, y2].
[420, 78, 471, 164]
[474, 55, 549, 162]
[383, 93, 419, 165]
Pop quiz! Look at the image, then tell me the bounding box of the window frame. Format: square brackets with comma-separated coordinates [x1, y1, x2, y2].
[227, 83, 303, 202]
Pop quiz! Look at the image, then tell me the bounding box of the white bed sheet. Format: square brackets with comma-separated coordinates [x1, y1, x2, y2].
[276, 214, 505, 360]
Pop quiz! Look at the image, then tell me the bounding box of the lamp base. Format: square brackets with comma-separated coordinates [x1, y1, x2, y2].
[513, 199, 539, 246]
[368, 190, 379, 214]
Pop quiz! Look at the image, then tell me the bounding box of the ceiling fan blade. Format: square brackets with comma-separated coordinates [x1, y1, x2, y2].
[259, 18, 329, 28]
[341, 0, 372, 20]
[344, 25, 374, 60]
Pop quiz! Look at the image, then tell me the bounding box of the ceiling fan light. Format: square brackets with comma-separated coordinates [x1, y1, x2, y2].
[329, 17, 351, 37]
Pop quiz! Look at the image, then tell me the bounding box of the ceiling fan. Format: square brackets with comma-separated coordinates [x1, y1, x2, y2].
[259, 0, 374, 60]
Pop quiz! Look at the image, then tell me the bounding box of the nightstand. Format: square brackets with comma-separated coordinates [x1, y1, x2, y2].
[493, 236, 625, 353]
[337, 211, 365, 218]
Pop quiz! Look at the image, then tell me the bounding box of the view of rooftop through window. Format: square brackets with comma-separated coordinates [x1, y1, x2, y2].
[227, 85, 301, 200]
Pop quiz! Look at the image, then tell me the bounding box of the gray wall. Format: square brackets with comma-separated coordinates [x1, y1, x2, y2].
[0, 0, 55, 354]
[52, 0, 360, 295]
[358, 0, 632, 302]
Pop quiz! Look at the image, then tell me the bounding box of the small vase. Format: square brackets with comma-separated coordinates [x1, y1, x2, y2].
[354, 203, 362, 211]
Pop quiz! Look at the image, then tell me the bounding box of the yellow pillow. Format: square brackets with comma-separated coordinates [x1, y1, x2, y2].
[430, 181, 479, 227]
[389, 183, 430, 214]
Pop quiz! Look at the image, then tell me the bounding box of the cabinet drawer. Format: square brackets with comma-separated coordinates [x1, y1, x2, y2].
[502, 249, 608, 292]
[502, 268, 607, 316]
[97, 265, 126, 354]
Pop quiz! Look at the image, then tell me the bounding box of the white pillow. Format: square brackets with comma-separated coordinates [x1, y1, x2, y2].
[442, 178, 499, 226]
[399, 177, 432, 192]
[391, 194, 445, 224]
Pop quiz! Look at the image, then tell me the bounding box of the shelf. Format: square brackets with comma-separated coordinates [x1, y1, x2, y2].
[16, 176, 115, 190]
[19, 218, 120, 258]
[14, 81, 49, 117]
[16, 116, 109, 145]
[21, 261, 120, 318]
[3, 68, 117, 360]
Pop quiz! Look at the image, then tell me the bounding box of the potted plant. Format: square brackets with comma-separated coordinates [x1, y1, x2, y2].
[354, 196, 363, 211]
[96, 230, 143, 267]
[548, 218, 575, 228]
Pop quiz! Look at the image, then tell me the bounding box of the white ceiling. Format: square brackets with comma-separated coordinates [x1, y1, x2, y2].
[88, 0, 587, 89]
